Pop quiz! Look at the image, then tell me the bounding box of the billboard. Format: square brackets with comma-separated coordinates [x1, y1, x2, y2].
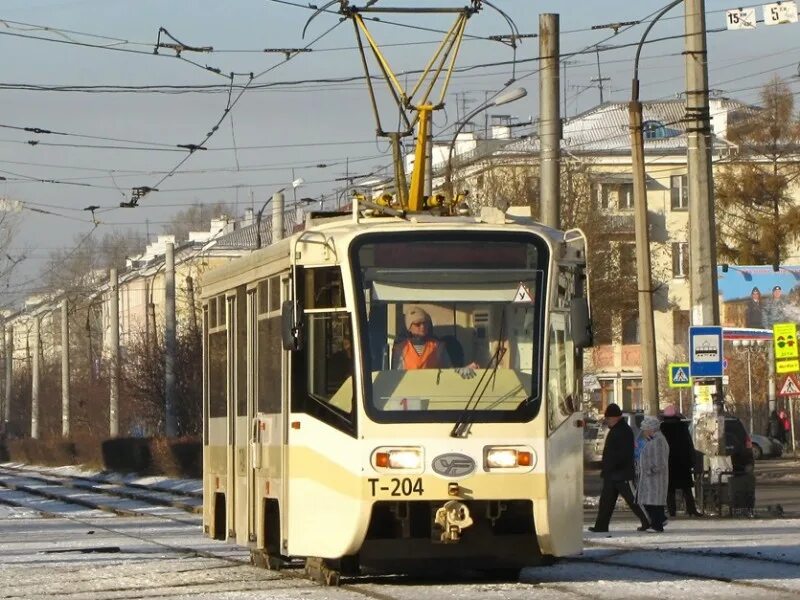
[717, 266, 800, 329]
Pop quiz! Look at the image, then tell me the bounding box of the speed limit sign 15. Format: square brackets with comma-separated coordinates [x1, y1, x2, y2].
[726, 7, 757, 29]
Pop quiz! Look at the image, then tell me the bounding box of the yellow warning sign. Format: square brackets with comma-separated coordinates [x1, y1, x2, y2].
[773, 322, 799, 360]
[776, 358, 800, 374]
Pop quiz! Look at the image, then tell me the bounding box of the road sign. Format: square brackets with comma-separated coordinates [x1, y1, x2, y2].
[773, 322, 799, 360]
[777, 358, 800, 374]
[778, 373, 800, 397]
[513, 282, 533, 303]
[726, 7, 757, 29]
[764, 1, 798, 25]
[689, 326, 724, 378]
[668, 363, 691, 388]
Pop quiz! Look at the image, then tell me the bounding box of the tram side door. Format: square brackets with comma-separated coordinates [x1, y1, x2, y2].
[230, 287, 250, 546]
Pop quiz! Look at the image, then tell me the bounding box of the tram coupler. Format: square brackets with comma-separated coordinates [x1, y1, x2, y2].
[434, 500, 473, 543]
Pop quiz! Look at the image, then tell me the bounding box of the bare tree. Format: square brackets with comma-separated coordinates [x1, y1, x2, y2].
[716, 77, 800, 265]
[164, 201, 232, 242]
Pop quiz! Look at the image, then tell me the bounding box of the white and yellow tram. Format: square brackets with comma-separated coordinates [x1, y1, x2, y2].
[201, 206, 590, 582]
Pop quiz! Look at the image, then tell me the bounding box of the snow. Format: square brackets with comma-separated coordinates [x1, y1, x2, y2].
[3, 464, 800, 598]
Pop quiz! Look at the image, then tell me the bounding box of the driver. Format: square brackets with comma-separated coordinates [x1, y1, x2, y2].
[392, 306, 451, 370]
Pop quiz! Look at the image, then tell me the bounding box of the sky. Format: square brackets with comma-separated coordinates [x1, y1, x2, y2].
[1, 0, 800, 303]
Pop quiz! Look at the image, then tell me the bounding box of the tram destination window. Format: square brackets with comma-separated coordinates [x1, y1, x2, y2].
[353, 233, 547, 424]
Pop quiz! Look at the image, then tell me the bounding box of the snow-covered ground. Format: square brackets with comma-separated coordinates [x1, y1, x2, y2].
[2, 463, 800, 599]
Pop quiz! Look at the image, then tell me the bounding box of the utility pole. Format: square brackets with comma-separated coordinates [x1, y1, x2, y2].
[539, 13, 560, 228]
[109, 268, 119, 437]
[165, 243, 177, 437]
[3, 325, 10, 433]
[685, 0, 719, 329]
[61, 299, 70, 438]
[31, 316, 39, 439]
[592, 48, 610, 104]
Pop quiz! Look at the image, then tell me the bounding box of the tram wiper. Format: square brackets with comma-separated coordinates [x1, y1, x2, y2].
[450, 309, 507, 439]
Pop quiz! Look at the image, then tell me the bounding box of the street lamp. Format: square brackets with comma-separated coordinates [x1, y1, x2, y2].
[629, 0, 683, 415]
[445, 87, 527, 200]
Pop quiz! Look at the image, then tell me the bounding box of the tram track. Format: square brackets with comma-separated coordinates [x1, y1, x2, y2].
[2, 465, 799, 598]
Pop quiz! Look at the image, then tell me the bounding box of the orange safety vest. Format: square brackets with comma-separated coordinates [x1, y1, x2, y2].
[401, 339, 441, 369]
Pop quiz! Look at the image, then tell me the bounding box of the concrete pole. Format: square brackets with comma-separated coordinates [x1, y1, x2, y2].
[685, 0, 720, 328]
[165, 242, 177, 437]
[272, 191, 285, 243]
[3, 326, 11, 430]
[31, 317, 39, 439]
[538, 14, 560, 229]
[109, 268, 119, 437]
[630, 97, 659, 414]
[61, 299, 70, 438]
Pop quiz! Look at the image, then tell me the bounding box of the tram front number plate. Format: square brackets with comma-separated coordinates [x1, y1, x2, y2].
[368, 477, 424, 497]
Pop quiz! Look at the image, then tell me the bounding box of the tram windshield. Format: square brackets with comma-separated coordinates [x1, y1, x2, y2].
[352, 232, 547, 424]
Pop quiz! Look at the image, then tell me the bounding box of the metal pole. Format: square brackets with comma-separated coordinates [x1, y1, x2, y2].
[31, 317, 39, 440]
[685, 0, 719, 328]
[165, 242, 177, 437]
[3, 325, 10, 431]
[768, 343, 776, 412]
[791, 396, 797, 456]
[425, 129, 433, 198]
[538, 13, 560, 229]
[61, 299, 70, 438]
[746, 348, 753, 434]
[109, 267, 119, 437]
[679, 389, 683, 415]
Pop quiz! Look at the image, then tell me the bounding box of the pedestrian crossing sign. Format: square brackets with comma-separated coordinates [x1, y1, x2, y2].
[668, 363, 691, 388]
[778, 373, 800, 397]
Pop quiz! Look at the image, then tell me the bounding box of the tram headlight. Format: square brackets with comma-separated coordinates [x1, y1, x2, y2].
[484, 447, 534, 469]
[373, 447, 423, 470]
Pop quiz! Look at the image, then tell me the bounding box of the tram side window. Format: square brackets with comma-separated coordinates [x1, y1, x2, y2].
[236, 288, 247, 416]
[208, 296, 228, 418]
[257, 277, 282, 414]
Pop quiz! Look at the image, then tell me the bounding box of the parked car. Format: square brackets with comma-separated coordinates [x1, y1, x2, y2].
[723, 414, 755, 472]
[750, 433, 783, 460]
[583, 419, 603, 464]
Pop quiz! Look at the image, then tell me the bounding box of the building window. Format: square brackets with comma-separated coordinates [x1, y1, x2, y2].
[599, 379, 616, 411]
[594, 183, 610, 209]
[672, 242, 689, 278]
[619, 242, 636, 279]
[673, 309, 690, 347]
[622, 378, 643, 411]
[671, 174, 688, 210]
[618, 183, 634, 210]
[622, 310, 640, 344]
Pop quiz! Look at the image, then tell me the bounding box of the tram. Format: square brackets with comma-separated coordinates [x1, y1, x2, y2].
[201, 203, 591, 583]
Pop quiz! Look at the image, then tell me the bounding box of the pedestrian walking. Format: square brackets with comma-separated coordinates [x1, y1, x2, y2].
[636, 415, 670, 532]
[660, 405, 702, 517]
[589, 403, 650, 533]
[768, 409, 786, 444]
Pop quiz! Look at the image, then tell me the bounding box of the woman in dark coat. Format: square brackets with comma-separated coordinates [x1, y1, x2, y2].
[660, 405, 701, 517]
